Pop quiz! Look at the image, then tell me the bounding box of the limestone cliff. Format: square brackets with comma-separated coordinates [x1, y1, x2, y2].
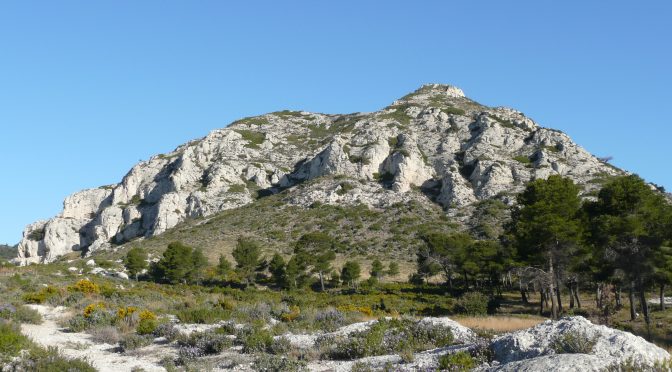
[16, 84, 622, 264]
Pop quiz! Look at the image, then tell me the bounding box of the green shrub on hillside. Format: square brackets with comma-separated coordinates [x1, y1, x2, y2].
[176, 307, 231, 324]
[234, 129, 266, 149]
[323, 318, 453, 360]
[11, 346, 95, 372]
[240, 327, 274, 353]
[0, 321, 30, 363]
[254, 354, 307, 372]
[454, 292, 489, 315]
[550, 330, 598, 354]
[438, 351, 476, 371]
[0, 304, 42, 324]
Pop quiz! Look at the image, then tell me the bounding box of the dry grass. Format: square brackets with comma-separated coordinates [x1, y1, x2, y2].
[455, 315, 545, 333]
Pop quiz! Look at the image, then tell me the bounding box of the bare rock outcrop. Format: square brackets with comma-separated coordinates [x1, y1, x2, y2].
[488, 316, 670, 371]
[16, 84, 624, 264]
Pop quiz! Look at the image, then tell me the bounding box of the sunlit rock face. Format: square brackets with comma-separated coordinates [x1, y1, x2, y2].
[16, 84, 622, 264]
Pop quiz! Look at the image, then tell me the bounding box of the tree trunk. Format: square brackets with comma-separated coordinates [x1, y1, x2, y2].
[629, 283, 636, 321]
[319, 271, 325, 292]
[556, 280, 563, 313]
[521, 289, 528, 304]
[446, 271, 453, 291]
[615, 286, 622, 308]
[569, 283, 575, 309]
[549, 254, 558, 319]
[463, 271, 468, 289]
[539, 288, 544, 315]
[638, 280, 650, 327]
[660, 284, 666, 311]
[596, 284, 602, 309]
[574, 282, 582, 308]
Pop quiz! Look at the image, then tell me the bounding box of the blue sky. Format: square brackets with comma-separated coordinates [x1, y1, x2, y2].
[1, 1, 670, 245]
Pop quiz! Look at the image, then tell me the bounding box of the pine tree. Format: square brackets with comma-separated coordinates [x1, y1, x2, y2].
[295, 232, 336, 291]
[587, 175, 672, 325]
[154, 242, 194, 284]
[217, 254, 233, 279]
[188, 248, 208, 285]
[508, 175, 582, 319]
[387, 262, 400, 279]
[341, 261, 361, 288]
[124, 247, 147, 281]
[417, 232, 473, 289]
[269, 253, 287, 288]
[370, 259, 384, 281]
[232, 237, 262, 287]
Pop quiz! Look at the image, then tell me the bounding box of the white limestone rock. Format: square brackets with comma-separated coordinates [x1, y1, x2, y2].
[489, 316, 670, 370]
[381, 134, 435, 192]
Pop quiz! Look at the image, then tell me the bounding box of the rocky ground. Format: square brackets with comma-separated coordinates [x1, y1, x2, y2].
[17, 305, 671, 372]
[20, 305, 168, 372]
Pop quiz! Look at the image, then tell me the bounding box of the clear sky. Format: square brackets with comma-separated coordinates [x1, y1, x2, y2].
[1, 1, 670, 245]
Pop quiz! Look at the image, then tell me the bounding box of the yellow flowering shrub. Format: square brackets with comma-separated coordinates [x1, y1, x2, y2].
[83, 302, 106, 318]
[337, 304, 373, 317]
[280, 305, 301, 322]
[139, 310, 156, 321]
[116, 306, 137, 320]
[69, 279, 100, 294]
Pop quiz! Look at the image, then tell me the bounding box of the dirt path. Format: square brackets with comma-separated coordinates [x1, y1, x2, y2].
[20, 305, 169, 372]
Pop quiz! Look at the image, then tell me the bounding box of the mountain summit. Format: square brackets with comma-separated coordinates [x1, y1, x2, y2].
[16, 84, 621, 264]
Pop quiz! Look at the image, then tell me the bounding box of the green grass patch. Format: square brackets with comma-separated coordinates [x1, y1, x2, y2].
[513, 155, 532, 165]
[234, 130, 266, 149]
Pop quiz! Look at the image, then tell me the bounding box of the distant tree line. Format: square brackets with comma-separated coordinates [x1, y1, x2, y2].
[125, 232, 399, 292]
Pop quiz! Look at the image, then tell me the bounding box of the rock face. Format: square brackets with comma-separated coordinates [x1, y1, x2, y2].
[488, 316, 671, 371]
[16, 84, 623, 264]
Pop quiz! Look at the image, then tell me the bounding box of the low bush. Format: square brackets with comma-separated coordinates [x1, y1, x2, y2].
[88, 326, 121, 345]
[454, 292, 488, 316]
[119, 334, 153, 352]
[83, 302, 107, 318]
[176, 307, 230, 324]
[0, 304, 42, 324]
[137, 318, 158, 335]
[68, 303, 115, 332]
[68, 315, 90, 332]
[253, 354, 307, 372]
[314, 308, 346, 332]
[69, 279, 100, 294]
[550, 330, 598, 354]
[0, 321, 31, 363]
[279, 305, 301, 323]
[22, 285, 61, 304]
[11, 346, 95, 372]
[602, 357, 672, 371]
[438, 351, 476, 371]
[325, 318, 454, 360]
[177, 329, 233, 355]
[116, 306, 138, 325]
[176, 346, 203, 364]
[236, 302, 273, 323]
[240, 327, 274, 353]
[269, 336, 291, 355]
[153, 322, 179, 341]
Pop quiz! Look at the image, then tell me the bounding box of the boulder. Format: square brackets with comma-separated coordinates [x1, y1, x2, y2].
[489, 316, 670, 370]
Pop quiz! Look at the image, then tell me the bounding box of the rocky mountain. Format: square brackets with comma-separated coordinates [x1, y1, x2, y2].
[16, 84, 623, 264]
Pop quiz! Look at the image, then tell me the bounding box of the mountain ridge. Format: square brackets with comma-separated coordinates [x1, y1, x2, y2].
[16, 84, 623, 264]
